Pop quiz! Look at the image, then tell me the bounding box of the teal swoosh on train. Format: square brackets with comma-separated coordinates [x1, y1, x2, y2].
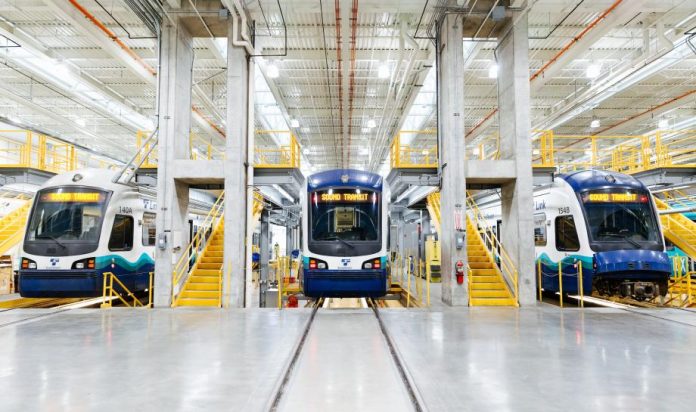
[536, 252, 592, 271]
[95, 253, 155, 271]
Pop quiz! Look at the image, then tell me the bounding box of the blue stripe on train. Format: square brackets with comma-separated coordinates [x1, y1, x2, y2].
[18, 253, 154, 298]
[303, 269, 387, 298]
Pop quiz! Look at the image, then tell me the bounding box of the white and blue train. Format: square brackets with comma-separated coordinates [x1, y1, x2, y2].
[301, 169, 389, 298]
[481, 170, 671, 300]
[17, 169, 158, 297]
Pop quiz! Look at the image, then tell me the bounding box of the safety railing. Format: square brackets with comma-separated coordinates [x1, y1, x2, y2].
[171, 191, 225, 303]
[470, 133, 501, 161]
[135, 130, 159, 168]
[254, 130, 301, 168]
[190, 133, 225, 161]
[654, 198, 696, 259]
[390, 253, 430, 307]
[0, 202, 31, 256]
[0, 131, 77, 174]
[101, 271, 153, 308]
[466, 191, 519, 304]
[390, 130, 438, 169]
[667, 257, 695, 307]
[531, 130, 696, 174]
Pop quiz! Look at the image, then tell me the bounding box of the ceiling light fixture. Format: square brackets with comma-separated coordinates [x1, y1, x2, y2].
[586, 63, 601, 79]
[367, 119, 377, 128]
[488, 64, 498, 79]
[658, 118, 669, 129]
[267, 63, 279, 79]
[290, 119, 299, 128]
[378, 63, 390, 79]
[590, 118, 600, 128]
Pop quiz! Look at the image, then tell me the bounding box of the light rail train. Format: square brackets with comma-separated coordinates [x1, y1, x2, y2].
[479, 170, 671, 300]
[301, 169, 389, 297]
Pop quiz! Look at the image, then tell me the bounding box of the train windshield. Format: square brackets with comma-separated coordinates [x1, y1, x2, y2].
[24, 187, 110, 256]
[309, 189, 381, 256]
[580, 189, 662, 251]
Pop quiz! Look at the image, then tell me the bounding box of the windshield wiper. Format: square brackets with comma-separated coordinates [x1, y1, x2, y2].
[36, 234, 67, 249]
[600, 232, 642, 249]
[323, 236, 355, 249]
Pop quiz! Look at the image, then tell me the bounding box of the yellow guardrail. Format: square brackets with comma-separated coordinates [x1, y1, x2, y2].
[390, 130, 437, 169]
[531, 129, 696, 173]
[101, 271, 153, 308]
[667, 256, 695, 307]
[171, 191, 225, 303]
[466, 191, 519, 304]
[0, 202, 30, 256]
[135, 131, 225, 168]
[254, 130, 301, 168]
[390, 253, 429, 307]
[0, 130, 77, 174]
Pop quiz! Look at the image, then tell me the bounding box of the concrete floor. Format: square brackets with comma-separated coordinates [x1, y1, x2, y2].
[2, 304, 696, 411]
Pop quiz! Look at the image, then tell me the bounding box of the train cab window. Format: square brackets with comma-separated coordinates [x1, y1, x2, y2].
[555, 215, 580, 251]
[534, 213, 547, 246]
[109, 215, 134, 251]
[142, 212, 156, 246]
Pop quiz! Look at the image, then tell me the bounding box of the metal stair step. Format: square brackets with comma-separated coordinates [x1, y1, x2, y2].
[470, 275, 500, 283]
[188, 275, 219, 283]
[470, 282, 506, 290]
[471, 289, 512, 298]
[470, 297, 516, 306]
[182, 290, 219, 299]
[185, 283, 219, 291]
[177, 298, 219, 307]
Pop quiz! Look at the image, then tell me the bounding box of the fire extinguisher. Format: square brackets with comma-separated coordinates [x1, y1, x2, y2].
[455, 260, 465, 285]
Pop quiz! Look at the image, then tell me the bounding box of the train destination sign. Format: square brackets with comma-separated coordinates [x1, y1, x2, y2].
[583, 191, 647, 203]
[41, 192, 104, 203]
[314, 192, 371, 202]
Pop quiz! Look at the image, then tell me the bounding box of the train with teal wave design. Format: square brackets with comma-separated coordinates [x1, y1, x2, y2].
[16, 169, 213, 298]
[486, 170, 671, 300]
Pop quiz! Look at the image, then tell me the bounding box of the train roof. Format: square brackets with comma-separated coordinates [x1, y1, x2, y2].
[307, 169, 383, 191]
[39, 168, 135, 194]
[558, 169, 648, 192]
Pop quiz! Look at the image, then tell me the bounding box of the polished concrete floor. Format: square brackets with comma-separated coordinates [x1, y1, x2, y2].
[2, 302, 696, 411]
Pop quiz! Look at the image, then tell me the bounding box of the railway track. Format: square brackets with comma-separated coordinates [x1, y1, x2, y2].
[0, 297, 108, 328]
[267, 297, 425, 412]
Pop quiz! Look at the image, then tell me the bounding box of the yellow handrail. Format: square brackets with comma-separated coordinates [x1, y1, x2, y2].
[390, 130, 438, 169]
[466, 191, 519, 303]
[171, 191, 225, 303]
[101, 271, 153, 308]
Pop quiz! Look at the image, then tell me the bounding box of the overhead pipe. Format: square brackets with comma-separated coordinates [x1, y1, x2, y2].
[467, 0, 625, 138]
[346, 0, 358, 166]
[68, 0, 225, 138]
[222, 0, 255, 55]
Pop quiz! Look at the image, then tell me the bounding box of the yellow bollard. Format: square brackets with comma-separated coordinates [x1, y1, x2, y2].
[558, 260, 563, 308]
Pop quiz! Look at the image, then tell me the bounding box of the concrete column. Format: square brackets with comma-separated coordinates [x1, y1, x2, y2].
[286, 224, 293, 256]
[258, 211, 270, 307]
[153, 19, 193, 307]
[497, 11, 535, 306]
[223, 19, 250, 308]
[438, 15, 468, 306]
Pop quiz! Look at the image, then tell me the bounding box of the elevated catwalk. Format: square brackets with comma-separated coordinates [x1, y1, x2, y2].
[1, 304, 695, 411]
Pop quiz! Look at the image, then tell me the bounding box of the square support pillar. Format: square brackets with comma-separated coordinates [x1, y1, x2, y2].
[153, 20, 193, 307]
[223, 20, 251, 308]
[438, 15, 468, 306]
[497, 11, 535, 306]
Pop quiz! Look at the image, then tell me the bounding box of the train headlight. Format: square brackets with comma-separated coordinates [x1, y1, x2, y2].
[364, 262, 372, 269]
[72, 258, 96, 270]
[363, 258, 381, 270]
[308, 258, 327, 270]
[317, 262, 327, 269]
[21, 258, 36, 269]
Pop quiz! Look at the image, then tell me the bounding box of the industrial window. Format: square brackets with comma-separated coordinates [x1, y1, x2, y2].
[555, 215, 580, 252]
[142, 212, 156, 246]
[109, 215, 134, 251]
[534, 213, 547, 246]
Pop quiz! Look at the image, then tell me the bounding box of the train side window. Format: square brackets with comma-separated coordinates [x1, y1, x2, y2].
[142, 212, 156, 246]
[555, 215, 580, 251]
[534, 213, 547, 246]
[109, 215, 134, 251]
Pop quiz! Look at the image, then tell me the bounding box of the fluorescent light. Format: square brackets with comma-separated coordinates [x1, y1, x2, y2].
[290, 119, 299, 128]
[302, 147, 310, 154]
[301, 127, 310, 133]
[532, 149, 540, 155]
[472, 147, 480, 156]
[367, 119, 377, 128]
[422, 150, 429, 155]
[586, 63, 601, 79]
[361, 127, 370, 133]
[378, 63, 390, 79]
[658, 118, 669, 129]
[488, 64, 498, 78]
[267, 63, 279, 79]
[590, 119, 600, 128]
[75, 118, 86, 127]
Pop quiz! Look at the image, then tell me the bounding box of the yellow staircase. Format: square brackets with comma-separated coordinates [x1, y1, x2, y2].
[466, 216, 517, 306]
[654, 198, 696, 260]
[0, 202, 30, 256]
[425, 192, 518, 306]
[172, 192, 225, 307]
[174, 220, 224, 307]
